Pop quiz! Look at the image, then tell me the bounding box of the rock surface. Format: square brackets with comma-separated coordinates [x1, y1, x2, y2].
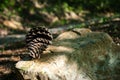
[16, 28, 120, 80]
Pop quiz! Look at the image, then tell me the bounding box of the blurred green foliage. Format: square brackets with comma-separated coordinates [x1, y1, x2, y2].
[0, 0, 120, 26]
[0, 0, 119, 12]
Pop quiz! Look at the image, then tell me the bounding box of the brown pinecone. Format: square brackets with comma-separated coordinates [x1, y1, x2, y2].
[26, 26, 53, 58]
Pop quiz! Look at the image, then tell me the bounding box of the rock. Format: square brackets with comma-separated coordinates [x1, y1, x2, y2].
[16, 30, 120, 80]
[72, 28, 92, 35]
[56, 28, 91, 40]
[55, 31, 79, 40]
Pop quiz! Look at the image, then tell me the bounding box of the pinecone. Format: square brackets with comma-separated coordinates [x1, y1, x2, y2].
[26, 27, 53, 58]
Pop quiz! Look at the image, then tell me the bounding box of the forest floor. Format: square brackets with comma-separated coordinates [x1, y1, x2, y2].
[0, 18, 120, 55]
[0, 13, 120, 80]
